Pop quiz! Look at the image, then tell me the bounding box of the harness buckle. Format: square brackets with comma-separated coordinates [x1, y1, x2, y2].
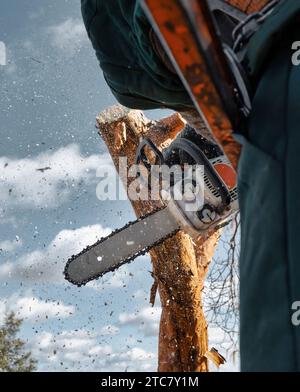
[232, 0, 281, 53]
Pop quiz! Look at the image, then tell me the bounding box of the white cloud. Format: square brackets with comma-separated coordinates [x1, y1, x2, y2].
[0, 215, 18, 228]
[105, 268, 130, 288]
[119, 306, 161, 337]
[47, 18, 88, 54]
[0, 224, 138, 291]
[0, 294, 74, 324]
[0, 144, 113, 209]
[105, 347, 155, 364]
[133, 289, 148, 300]
[0, 224, 111, 283]
[29, 329, 112, 368]
[209, 326, 229, 346]
[0, 41, 6, 66]
[29, 328, 155, 371]
[0, 237, 22, 253]
[0, 43, 17, 75]
[86, 254, 151, 291]
[99, 325, 119, 336]
[87, 264, 133, 290]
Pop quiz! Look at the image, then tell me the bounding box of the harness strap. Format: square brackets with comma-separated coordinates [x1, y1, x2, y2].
[232, 0, 281, 56]
[225, 0, 270, 14]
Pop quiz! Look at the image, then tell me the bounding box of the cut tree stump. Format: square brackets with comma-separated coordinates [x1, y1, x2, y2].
[96, 106, 221, 372]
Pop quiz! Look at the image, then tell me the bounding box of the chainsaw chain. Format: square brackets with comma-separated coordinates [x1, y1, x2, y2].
[64, 207, 179, 287]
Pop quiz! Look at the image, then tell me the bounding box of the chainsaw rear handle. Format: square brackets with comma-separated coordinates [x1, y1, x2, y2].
[168, 138, 231, 212]
[135, 137, 165, 168]
[135, 137, 166, 191]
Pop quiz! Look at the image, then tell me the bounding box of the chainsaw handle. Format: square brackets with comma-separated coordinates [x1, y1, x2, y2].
[135, 137, 165, 191]
[135, 137, 165, 169]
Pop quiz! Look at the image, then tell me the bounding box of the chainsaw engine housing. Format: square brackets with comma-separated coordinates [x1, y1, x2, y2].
[136, 125, 239, 237]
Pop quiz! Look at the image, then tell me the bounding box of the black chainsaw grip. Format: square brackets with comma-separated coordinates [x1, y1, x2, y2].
[168, 138, 231, 211]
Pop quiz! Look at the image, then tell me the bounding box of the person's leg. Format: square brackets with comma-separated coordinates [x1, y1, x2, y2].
[238, 37, 300, 371]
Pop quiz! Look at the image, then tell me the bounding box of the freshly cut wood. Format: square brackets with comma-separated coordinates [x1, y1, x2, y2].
[97, 106, 220, 372]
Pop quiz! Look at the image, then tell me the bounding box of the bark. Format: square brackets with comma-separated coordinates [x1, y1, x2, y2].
[96, 106, 220, 372]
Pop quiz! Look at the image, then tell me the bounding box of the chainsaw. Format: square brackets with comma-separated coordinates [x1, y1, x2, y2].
[64, 0, 279, 286]
[64, 126, 238, 286]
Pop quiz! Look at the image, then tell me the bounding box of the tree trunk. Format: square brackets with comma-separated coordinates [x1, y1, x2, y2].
[96, 106, 220, 372]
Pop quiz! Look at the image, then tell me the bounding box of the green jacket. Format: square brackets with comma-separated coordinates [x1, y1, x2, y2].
[238, 0, 300, 371]
[81, 1, 300, 111]
[81, 0, 192, 109]
[244, 0, 300, 82]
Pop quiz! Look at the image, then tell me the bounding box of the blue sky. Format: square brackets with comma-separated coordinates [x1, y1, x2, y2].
[0, 0, 238, 371]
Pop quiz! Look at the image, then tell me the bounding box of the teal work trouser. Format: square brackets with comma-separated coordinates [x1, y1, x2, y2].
[238, 32, 300, 371]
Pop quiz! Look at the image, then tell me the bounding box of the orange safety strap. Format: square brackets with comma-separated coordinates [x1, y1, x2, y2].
[225, 0, 270, 14]
[142, 0, 242, 169]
